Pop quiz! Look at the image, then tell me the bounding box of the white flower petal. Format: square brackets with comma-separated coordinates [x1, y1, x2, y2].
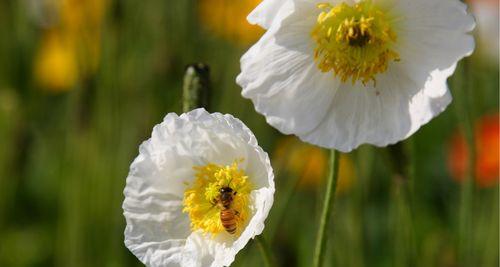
[300, 62, 453, 151]
[238, 0, 474, 151]
[238, 4, 339, 136]
[394, 0, 475, 94]
[247, 0, 291, 29]
[123, 108, 274, 267]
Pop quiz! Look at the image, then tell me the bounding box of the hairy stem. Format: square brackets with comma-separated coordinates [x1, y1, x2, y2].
[182, 63, 211, 112]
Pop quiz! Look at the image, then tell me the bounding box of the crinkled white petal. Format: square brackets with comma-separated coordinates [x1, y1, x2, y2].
[123, 108, 275, 267]
[238, 0, 475, 152]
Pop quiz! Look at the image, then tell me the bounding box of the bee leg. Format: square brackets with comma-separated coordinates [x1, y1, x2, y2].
[235, 210, 240, 216]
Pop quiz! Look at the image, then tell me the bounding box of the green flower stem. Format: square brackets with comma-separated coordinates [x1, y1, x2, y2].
[313, 149, 340, 267]
[386, 142, 417, 267]
[182, 63, 211, 112]
[256, 235, 276, 267]
[453, 60, 476, 266]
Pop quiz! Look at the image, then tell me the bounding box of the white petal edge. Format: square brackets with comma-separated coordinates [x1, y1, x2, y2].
[247, 0, 291, 29]
[299, 63, 455, 152]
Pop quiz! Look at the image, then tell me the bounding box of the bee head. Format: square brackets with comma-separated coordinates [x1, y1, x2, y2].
[219, 187, 233, 194]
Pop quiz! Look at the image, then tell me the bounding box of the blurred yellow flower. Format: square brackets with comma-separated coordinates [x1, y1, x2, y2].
[273, 137, 357, 194]
[34, 31, 77, 92]
[198, 0, 264, 45]
[33, 0, 107, 92]
[61, 0, 107, 74]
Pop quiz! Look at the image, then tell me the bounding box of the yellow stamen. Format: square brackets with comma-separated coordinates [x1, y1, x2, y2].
[311, 1, 400, 85]
[183, 160, 252, 236]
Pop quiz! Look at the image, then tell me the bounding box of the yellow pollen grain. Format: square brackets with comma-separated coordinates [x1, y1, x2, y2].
[311, 0, 400, 85]
[182, 160, 252, 236]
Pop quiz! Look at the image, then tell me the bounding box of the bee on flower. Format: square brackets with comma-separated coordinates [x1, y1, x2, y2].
[237, 0, 475, 152]
[123, 108, 275, 267]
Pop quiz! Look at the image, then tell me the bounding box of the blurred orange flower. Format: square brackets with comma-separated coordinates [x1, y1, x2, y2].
[448, 114, 499, 188]
[33, 0, 107, 92]
[198, 0, 264, 45]
[273, 137, 357, 194]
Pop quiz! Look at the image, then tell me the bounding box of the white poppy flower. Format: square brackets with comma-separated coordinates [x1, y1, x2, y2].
[123, 108, 275, 267]
[237, 0, 475, 152]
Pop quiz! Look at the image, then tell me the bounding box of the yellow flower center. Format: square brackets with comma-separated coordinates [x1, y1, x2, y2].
[311, 1, 400, 85]
[183, 160, 252, 236]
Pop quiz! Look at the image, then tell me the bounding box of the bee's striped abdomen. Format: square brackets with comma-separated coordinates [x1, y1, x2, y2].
[220, 209, 237, 234]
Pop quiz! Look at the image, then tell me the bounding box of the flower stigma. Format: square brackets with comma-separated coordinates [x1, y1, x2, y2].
[183, 160, 252, 236]
[311, 1, 400, 85]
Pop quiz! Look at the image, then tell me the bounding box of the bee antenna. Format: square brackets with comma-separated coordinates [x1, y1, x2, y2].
[227, 177, 234, 188]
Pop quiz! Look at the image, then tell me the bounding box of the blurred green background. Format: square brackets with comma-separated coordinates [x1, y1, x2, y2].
[0, 0, 498, 266]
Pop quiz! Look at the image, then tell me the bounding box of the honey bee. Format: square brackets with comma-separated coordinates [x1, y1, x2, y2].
[213, 186, 239, 234]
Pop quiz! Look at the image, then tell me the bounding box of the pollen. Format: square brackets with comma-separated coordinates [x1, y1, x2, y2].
[311, 1, 400, 85]
[182, 160, 252, 236]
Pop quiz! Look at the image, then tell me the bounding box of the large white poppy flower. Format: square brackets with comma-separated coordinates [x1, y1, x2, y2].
[123, 108, 275, 267]
[237, 0, 475, 152]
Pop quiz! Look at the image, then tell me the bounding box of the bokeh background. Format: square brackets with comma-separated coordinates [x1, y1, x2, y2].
[0, 0, 498, 266]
